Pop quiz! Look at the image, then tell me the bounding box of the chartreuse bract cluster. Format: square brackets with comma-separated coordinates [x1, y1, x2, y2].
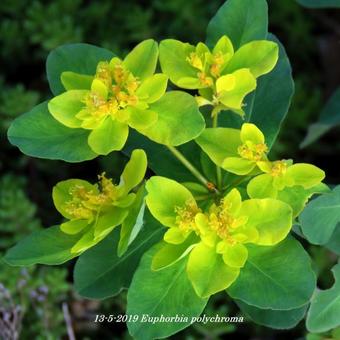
[159, 35, 278, 117]
[4, 0, 339, 338]
[48, 39, 168, 155]
[52, 149, 147, 254]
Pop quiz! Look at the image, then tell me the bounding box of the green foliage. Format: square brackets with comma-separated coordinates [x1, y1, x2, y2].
[206, 0, 268, 49]
[0, 81, 40, 133]
[74, 212, 163, 299]
[227, 237, 316, 310]
[326, 224, 340, 255]
[217, 35, 294, 149]
[237, 300, 308, 329]
[0, 262, 71, 339]
[300, 186, 340, 245]
[4, 225, 81, 266]
[126, 244, 208, 339]
[307, 263, 340, 333]
[301, 88, 340, 148]
[8, 102, 97, 162]
[2, 0, 339, 339]
[0, 174, 40, 250]
[296, 0, 340, 8]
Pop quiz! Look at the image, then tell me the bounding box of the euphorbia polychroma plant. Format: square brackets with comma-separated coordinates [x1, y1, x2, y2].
[5, 0, 339, 338]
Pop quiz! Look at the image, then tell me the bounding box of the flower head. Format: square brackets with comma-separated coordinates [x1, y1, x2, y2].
[52, 149, 147, 254]
[247, 159, 325, 216]
[196, 122, 327, 217]
[48, 40, 168, 155]
[196, 123, 268, 175]
[146, 176, 292, 298]
[160, 35, 279, 116]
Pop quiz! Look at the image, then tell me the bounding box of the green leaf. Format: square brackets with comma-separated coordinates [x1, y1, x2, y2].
[48, 90, 87, 128]
[4, 226, 81, 266]
[126, 245, 208, 340]
[187, 242, 240, 298]
[307, 263, 340, 333]
[297, 0, 340, 8]
[123, 39, 158, 80]
[119, 149, 147, 194]
[88, 117, 129, 155]
[46, 43, 114, 96]
[219, 34, 294, 149]
[301, 88, 340, 148]
[206, 0, 268, 49]
[7, 102, 97, 162]
[159, 39, 197, 88]
[118, 186, 146, 257]
[74, 212, 163, 299]
[127, 107, 158, 131]
[226, 41, 279, 78]
[141, 91, 205, 146]
[145, 176, 195, 229]
[277, 183, 330, 218]
[195, 127, 241, 166]
[136, 73, 168, 103]
[325, 224, 340, 255]
[61, 71, 93, 91]
[217, 69, 257, 110]
[227, 237, 316, 310]
[300, 186, 340, 245]
[240, 198, 293, 246]
[236, 300, 308, 329]
[151, 234, 199, 270]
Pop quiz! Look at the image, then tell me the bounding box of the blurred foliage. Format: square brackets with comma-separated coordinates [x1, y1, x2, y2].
[0, 0, 339, 338]
[0, 174, 40, 250]
[0, 79, 40, 133]
[0, 263, 70, 339]
[0, 173, 71, 339]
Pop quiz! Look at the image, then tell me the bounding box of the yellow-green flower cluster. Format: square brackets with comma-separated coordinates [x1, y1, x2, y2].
[146, 176, 293, 298]
[53, 149, 147, 254]
[48, 40, 167, 155]
[159, 36, 279, 116]
[145, 123, 326, 298]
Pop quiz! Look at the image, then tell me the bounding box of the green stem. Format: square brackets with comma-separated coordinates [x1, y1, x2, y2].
[212, 112, 222, 189]
[166, 145, 211, 189]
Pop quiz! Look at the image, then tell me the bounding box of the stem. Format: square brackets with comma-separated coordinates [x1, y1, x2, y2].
[212, 112, 222, 189]
[62, 303, 76, 340]
[166, 145, 211, 189]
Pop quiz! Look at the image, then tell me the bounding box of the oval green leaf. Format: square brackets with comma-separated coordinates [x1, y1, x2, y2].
[307, 263, 340, 333]
[206, 0, 268, 49]
[141, 91, 205, 146]
[227, 237, 316, 310]
[7, 102, 97, 162]
[4, 225, 81, 266]
[46, 43, 114, 95]
[300, 186, 340, 245]
[126, 244, 208, 340]
[237, 300, 308, 330]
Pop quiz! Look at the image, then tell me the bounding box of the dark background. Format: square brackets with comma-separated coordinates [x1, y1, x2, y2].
[0, 0, 339, 339]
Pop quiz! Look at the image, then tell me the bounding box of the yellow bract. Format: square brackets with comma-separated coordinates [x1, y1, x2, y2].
[186, 48, 230, 87]
[63, 173, 119, 222]
[237, 140, 268, 162]
[270, 160, 288, 177]
[78, 58, 143, 129]
[174, 199, 201, 234]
